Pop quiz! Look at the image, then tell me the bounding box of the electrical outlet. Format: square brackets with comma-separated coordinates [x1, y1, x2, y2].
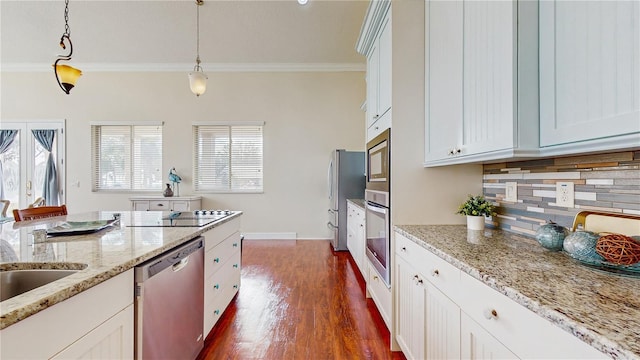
[556, 182, 575, 208]
[505, 182, 518, 202]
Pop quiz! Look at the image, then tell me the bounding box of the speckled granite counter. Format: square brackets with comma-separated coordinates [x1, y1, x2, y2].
[347, 198, 365, 210]
[395, 225, 640, 360]
[0, 210, 242, 330]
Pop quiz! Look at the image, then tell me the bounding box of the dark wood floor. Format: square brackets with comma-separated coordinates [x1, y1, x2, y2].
[197, 240, 406, 360]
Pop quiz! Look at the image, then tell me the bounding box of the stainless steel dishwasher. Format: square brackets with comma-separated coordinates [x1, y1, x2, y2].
[134, 237, 204, 360]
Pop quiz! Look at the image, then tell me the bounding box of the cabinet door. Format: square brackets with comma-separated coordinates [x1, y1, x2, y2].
[460, 312, 518, 360]
[462, 0, 515, 154]
[540, 1, 640, 147]
[425, 0, 463, 162]
[367, 42, 380, 128]
[425, 281, 461, 360]
[52, 305, 134, 360]
[377, 15, 392, 119]
[396, 256, 426, 360]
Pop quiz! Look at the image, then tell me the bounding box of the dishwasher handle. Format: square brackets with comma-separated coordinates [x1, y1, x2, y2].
[172, 257, 190, 272]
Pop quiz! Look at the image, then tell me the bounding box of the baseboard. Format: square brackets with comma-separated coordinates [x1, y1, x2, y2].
[241, 233, 333, 241]
[242, 232, 297, 240]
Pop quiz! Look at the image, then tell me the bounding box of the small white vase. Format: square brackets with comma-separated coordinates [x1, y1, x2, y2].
[466, 215, 485, 231]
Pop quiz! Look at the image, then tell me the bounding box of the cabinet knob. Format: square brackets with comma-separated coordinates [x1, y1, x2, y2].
[233, 263, 239, 268]
[417, 279, 424, 285]
[157, 203, 164, 207]
[401, 246, 407, 252]
[373, 275, 379, 281]
[214, 309, 220, 315]
[214, 284, 220, 289]
[483, 308, 498, 320]
[233, 243, 238, 247]
[233, 284, 239, 289]
[214, 257, 220, 263]
[432, 269, 440, 277]
[413, 275, 419, 281]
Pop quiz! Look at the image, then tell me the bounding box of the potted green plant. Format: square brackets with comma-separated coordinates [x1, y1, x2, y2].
[457, 195, 496, 230]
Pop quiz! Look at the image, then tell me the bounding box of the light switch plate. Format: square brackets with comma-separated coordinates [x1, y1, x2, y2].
[505, 182, 518, 202]
[556, 182, 575, 208]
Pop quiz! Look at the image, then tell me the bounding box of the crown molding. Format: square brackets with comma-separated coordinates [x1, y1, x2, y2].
[1, 62, 366, 73]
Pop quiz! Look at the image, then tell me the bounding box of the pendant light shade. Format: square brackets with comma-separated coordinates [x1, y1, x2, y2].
[189, 69, 208, 96]
[54, 64, 82, 93]
[189, 0, 207, 97]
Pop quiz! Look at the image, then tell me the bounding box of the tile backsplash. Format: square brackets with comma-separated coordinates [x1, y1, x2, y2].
[483, 151, 640, 236]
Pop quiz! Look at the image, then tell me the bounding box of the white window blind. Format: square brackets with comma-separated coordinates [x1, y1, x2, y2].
[194, 124, 263, 192]
[91, 125, 162, 191]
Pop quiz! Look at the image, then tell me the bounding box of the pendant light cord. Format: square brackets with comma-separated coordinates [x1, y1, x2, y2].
[63, 0, 70, 37]
[195, 0, 202, 69]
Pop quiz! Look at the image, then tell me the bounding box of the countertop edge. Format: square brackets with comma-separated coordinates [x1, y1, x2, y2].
[0, 212, 242, 330]
[394, 225, 635, 360]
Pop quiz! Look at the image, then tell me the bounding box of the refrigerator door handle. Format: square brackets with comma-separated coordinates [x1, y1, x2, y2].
[327, 159, 333, 200]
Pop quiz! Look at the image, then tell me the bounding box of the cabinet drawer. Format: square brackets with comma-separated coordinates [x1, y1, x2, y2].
[205, 234, 241, 279]
[148, 201, 169, 210]
[205, 250, 241, 297]
[204, 270, 240, 334]
[459, 272, 605, 359]
[171, 201, 189, 211]
[204, 219, 241, 251]
[396, 233, 461, 302]
[367, 112, 391, 142]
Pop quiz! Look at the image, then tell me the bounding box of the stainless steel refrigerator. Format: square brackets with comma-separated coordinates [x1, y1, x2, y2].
[327, 149, 365, 251]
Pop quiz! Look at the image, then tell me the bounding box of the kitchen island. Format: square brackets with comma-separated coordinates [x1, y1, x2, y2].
[395, 225, 640, 360]
[0, 210, 242, 347]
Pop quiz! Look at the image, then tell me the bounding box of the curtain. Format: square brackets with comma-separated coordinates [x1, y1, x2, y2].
[32, 130, 59, 206]
[0, 130, 18, 200]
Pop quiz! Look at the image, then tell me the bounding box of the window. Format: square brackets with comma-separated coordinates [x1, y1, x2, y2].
[194, 123, 263, 192]
[91, 123, 162, 191]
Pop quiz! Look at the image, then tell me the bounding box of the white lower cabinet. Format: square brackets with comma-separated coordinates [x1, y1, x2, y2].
[346, 202, 366, 277]
[396, 237, 460, 360]
[460, 312, 517, 360]
[394, 232, 607, 360]
[367, 259, 392, 329]
[0, 270, 134, 359]
[202, 217, 242, 336]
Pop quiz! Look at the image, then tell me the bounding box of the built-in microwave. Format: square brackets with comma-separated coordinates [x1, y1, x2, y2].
[366, 128, 390, 192]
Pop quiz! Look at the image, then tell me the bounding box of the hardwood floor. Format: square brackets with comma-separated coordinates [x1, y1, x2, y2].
[197, 240, 405, 360]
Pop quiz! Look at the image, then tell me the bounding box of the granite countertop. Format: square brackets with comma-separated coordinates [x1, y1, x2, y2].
[347, 198, 365, 210]
[0, 210, 242, 330]
[395, 225, 640, 360]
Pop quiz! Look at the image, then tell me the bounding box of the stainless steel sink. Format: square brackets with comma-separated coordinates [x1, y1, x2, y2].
[0, 269, 80, 302]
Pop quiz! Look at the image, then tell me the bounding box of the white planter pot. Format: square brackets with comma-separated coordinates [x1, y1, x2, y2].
[466, 215, 485, 231]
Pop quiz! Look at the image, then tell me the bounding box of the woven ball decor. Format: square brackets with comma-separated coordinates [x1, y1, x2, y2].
[595, 233, 640, 265]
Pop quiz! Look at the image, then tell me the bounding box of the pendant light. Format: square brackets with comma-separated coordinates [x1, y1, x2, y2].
[53, 0, 82, 94]
[188, 0, 207, 97]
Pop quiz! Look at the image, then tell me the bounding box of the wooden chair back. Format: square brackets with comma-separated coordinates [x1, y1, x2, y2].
[12, 204, 68, 222]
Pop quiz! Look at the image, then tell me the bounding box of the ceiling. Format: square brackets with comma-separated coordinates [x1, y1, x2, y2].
[0, 0, 368, 71]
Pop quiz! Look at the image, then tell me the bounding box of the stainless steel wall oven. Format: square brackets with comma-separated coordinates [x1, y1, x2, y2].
[365, 128, 391, 288]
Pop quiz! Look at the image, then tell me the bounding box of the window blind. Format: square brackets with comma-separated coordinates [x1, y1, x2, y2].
[92, 125, 162, 191]
[194, 125, 263, 192]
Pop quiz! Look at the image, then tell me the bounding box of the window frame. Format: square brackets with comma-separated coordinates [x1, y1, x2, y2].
[192, 121, 264, 194]
[90, 121, 163, 192]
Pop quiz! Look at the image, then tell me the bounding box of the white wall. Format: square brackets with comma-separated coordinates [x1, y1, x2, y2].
[391, 1, 482, 226]
[0, 71, 366, 238]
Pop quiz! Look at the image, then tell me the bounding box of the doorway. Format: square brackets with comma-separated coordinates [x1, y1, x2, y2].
[0, 120, 66, 213]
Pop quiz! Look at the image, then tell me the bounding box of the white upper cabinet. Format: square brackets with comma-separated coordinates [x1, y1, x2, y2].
[357, 0, 392, 142]
[425, 0, 539, 166]
[539, 1, 640, 154]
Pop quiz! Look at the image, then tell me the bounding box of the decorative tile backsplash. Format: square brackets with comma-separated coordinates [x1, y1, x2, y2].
[483, 151, 640, 236]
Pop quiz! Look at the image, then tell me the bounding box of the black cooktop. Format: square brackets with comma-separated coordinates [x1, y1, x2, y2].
[128, 210, 236, 227]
